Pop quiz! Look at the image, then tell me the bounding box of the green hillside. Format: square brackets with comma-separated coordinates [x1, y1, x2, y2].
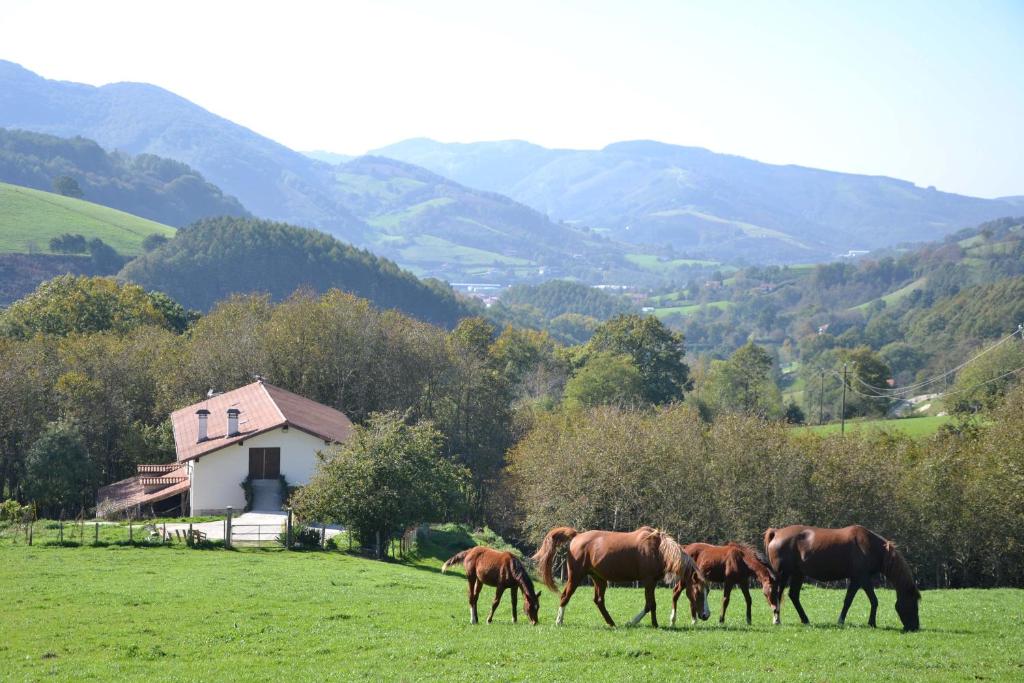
[0, 182, 174, 256]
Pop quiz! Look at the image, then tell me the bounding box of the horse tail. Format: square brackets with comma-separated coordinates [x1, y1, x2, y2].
[740, 544, 777, 583]
[882, 540, 920, 599]
[532, 526, 578, 592]
[441, 549, 470, 573]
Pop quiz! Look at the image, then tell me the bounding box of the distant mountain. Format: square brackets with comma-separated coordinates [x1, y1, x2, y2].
[372, 138, 1020, 261]
[0, 61, 634, 283]
[303, 150, 354, 165]
[0, 60, 369, 243]
[0, 128, 247, 226]
[118, 216, 474, 327]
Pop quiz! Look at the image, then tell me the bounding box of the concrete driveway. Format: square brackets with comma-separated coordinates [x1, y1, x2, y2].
[164, 511, 344, 543]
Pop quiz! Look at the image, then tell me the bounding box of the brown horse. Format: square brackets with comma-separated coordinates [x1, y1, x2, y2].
[532, 526, 706, 627]
[671, 542, 779, 625]
[765, 525, 920, 631]
[442, 546, 541, 625]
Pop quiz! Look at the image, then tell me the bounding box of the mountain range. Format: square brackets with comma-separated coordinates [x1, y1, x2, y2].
[371, 138, 1020, 261]
[0, 59, 1019, 277]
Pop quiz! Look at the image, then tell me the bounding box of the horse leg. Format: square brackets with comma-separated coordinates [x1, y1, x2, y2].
[740, 583, 753, 625]
[789, 576, 810, 625]
[670, 581, 682, 627]
[720, 582, 732, 624]
[556, 570, 581, 626]
[593, 577, 617, 627]
[468, 577, 480, 625]
[510, 585, 518, 624]
[863, 582, 879, 627]
[838, 578, 860, 625]
[487, 585, 505, 624]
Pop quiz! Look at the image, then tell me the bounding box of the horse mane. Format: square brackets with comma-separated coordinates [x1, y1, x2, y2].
[656, 530, 705, 587]
[510, 555, 538, 601]
[882, 540, 920, 598]
[727, 541, 777, 582]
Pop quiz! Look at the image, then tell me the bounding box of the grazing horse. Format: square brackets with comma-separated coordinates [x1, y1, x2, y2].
[532, 526, 707, 627]
[671, 542, 779, 625]
[765, 525, 920, 631]
[442, 546, 541, 625]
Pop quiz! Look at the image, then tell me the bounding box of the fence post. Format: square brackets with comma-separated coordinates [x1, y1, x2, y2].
[94, 522, 99, 544]
[225, 507, 233, 549]
[286, 507, 293, 550]
[129, 520, 133, 543]
[188, 523, 193, 547]
[59, 510, 64, 543]
[321, 524, 326, 549]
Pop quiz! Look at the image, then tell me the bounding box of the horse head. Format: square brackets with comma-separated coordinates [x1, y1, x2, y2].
[525, 590, 541, 625]
[685, 566, 711, 622]
[884, 540, 921, 632]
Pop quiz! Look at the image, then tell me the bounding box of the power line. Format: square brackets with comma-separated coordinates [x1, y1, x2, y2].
[848, 327, 1023, 398]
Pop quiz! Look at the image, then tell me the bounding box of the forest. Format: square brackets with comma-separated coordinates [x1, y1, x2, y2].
[2, 273, 1022, 588]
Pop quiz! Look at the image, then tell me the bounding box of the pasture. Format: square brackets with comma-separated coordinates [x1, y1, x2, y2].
[0, 182, 175, 256]
[799, 415, 954, 438]
[2, 540, 1022, 681]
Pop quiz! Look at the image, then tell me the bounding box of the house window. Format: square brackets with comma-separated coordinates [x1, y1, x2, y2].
[248, 447, 281, 479]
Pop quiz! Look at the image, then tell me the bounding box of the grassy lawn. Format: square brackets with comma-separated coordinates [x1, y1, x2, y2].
[654, 300, 733, 319]
[2, 538, 1021, 681]
[799, 415, 954, 438]
[626, 253, 721, 271]
[0, 182, 175, 255]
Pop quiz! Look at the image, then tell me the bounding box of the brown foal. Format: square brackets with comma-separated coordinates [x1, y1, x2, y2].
[671, 542, 779, 625]
[442, 546, 540, 625]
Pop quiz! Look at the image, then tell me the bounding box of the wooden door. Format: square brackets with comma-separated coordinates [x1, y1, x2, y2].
[248, 447, 281, 479]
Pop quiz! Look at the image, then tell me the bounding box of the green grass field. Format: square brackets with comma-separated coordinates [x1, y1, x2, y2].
[799, 415, 953, 438]
[654, 300, 733, 319]
[626, 253, 721, 272]
[2, 535, 1021, 681]
[0, 182, 175, 256]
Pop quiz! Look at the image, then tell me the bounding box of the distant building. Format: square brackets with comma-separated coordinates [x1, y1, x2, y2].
[97, 380, 353, 517]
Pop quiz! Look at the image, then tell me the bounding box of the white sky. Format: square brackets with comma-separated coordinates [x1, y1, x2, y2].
[3, 0, 1022, 197]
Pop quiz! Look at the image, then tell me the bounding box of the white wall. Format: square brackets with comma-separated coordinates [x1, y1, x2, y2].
[189, 428, 332, 515]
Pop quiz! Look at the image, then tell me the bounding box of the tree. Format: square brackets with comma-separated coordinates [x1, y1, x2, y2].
[948, 339, 1024, 414]
[141, 233, 169, 252]
[52, 175, 83, 198]
[23, 422, 95, 515]
[704, 341, 783, 418]
[585, 314, 690, 404]
[292, 413, 468, 557]
[563, 352, 645, 410]
[0, 275, 180, 338]
[48, 233, 88, 254]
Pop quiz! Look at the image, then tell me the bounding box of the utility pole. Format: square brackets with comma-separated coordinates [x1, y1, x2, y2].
[819, 370, 825, 425]
[840, 364, 848, 435]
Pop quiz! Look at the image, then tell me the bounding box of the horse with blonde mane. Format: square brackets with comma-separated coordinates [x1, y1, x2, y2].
[532, 526, 708, 627]
[765, 524, 920, 631]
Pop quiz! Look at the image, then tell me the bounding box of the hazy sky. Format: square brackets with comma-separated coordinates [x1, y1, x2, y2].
[3, 0, 1022, 197]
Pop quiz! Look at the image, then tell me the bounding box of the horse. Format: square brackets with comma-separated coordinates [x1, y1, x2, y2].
[765, 525, 920, 631]
[532, 526, 708, 627]
[442, 546, 541, 625]
[671, 542, 779, 625]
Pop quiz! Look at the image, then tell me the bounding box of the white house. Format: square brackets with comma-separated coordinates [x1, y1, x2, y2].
[97, 380, 353, 517]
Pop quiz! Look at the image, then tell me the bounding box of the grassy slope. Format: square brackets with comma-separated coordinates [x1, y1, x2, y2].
[654, 300, 733, 319]
[799, 415, 954, 438]
[0, 182, 175, 256]
[2, 541, 1021, 681]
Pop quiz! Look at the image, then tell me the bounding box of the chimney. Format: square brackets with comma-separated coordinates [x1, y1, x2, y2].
[227, 408, 240, 437]
[196, 409, 210, 442]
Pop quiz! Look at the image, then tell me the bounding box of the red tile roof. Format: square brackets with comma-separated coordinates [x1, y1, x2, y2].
[96, 465, 190, 515]
[170, 381, 353, 462]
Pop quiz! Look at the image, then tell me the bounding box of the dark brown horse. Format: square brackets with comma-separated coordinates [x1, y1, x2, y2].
[442, 546, 541, 625]
[532, 526, 706, 628]
[765, 525, 920, 631]
[671, 542, 779, 625]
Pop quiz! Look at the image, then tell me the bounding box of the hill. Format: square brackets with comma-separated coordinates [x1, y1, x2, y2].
[118, 216, 473, 327]
[0, 128, 248, 227]
[372, 138, 1020, 262]
[0, 61, 641, 284]
[0, 181, 174, 255]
